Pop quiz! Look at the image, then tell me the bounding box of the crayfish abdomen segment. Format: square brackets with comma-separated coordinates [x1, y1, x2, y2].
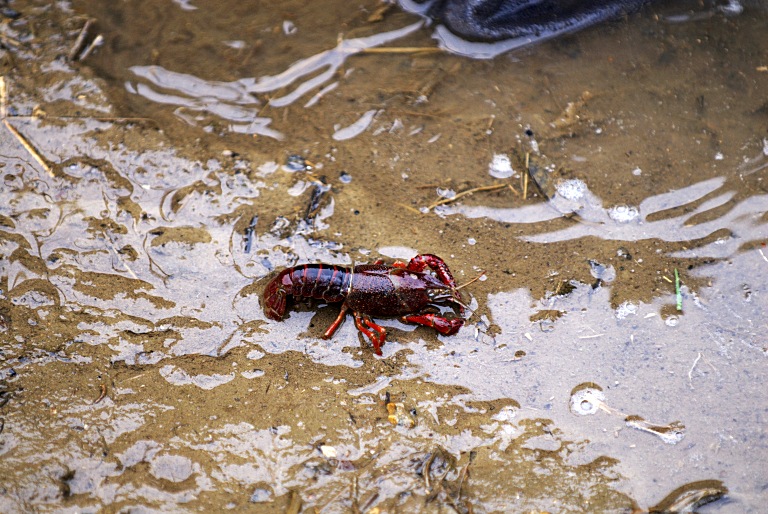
[262, 264, 351, 320]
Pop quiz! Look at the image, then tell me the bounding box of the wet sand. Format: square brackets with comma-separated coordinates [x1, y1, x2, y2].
[1, 0, 766, 511]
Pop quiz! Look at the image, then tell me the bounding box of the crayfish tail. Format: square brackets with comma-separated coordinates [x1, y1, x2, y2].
[263, 295, 287, 320]
[262, 275, 289, 320]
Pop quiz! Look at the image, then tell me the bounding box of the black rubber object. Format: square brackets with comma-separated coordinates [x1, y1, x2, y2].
[425, 0, 652, 41]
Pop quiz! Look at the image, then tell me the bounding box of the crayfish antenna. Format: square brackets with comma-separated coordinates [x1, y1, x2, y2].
[450, 270, 485, 320]
[459, 300, 478, 321]
[450, 295, 470, 312]
[454, 270, 486, 292]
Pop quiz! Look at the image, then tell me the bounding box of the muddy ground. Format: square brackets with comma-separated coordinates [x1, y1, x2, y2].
[0, 0, 767, 512]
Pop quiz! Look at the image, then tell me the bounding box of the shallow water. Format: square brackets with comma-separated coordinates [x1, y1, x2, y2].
[1, 0, 767, 512]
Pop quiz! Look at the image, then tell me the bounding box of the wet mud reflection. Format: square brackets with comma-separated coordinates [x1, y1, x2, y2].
[1, 0, 767, 512]
[127, 22, 424, 138]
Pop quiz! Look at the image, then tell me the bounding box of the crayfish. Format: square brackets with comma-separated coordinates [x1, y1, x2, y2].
[262, 254, 475, 355]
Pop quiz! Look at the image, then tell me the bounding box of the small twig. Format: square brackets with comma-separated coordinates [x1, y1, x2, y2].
[688, 352, 702, 390]
[427, 183, 507, 210]
[396, 202, 422, 215]
[285, 490, 302, 514]
[456, 451, 475, 499]
[57, 116, 155, 123]
[68, 18, 94, 61]
[142, 234, 171, 281]
[78, 34, 104, 61]
[507, 183, 520, 196]
[486, 115, 495, 131]
[523, 151, 530, 200]
[367, 2, 395, 22]
[93, 383, 107, 404]
[1, 77, 57, 178]
[675, 268, 682, 311]
[422, 450, 439, 491]
[0, 76, 7, 118]
[109, 240, 139, 280]
[523, 169, 529, 200]
[350, 477, 361, 514]
[0, 33, 22, 48]
[426, 466, 451, 503]
[361, 491, 379, 513]
[359, 46, 442, 54]
[3, 119, 55, 177]
[386, 108, 450, 121]
[243, 215, 258, 253]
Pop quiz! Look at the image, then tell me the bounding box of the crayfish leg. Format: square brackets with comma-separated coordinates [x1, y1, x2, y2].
[402, 313, 464, 336]
[353, 313, 387, 356]
[323, 303, 350, 339]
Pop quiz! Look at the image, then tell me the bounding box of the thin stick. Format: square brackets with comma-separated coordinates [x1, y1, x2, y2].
[427, 183, 507, 210]
[455, 271, 485, 291]
[350, 477, 361, 514]
[359, 47, 442, 54]
[56, 116, 154, 122]
[93, 383, 107, 404]
[422, 450, 439, 491]
[674, 268, 682, 311]
[523, 151, 530, 199]
[79, 34, 104, 61]
[523, 172, 529, 200]
[0, 33, 22, 48]
[286, 491, 302, 514]
[142, 234, 171, 281]
[386, 108, 448, 120]
[68, 18, 93, 61]
[3, 119, 55, 177]
[108, 239, 139, 280]
[0, 76, 6, 118]
[396, 202, 422, 215]
[688, 352, 702, 390]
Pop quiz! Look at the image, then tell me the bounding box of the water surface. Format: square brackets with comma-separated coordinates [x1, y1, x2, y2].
[1, 0, 766, 511]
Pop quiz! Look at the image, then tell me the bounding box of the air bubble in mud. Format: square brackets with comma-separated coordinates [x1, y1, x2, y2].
[607, 205, 640, 223]
[491, 404, 519, 422]
[615, 301, 639, 319]
[569, 383, 686, 444]
[250, 488, 272, 503]
[569, 385, 605, 416]
[488, 153, 515, 179]
[555, 179, 587, 200]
